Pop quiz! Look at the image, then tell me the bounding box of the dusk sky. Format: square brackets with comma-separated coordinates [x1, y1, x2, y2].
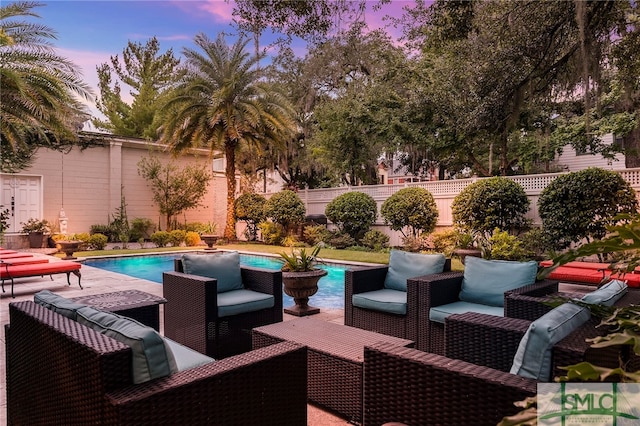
[28, 1, 413, 124]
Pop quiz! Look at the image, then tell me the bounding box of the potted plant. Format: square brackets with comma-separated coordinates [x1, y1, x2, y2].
[451, 229, 483, 264]
[279, 245, 327, 316]
[199, 222, 218, 250]
[21, 218, 51, 248]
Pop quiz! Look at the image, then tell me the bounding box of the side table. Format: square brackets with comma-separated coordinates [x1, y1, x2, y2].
[71, 289, 167, 331]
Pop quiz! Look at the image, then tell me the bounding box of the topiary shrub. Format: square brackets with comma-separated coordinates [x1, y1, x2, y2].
[87, 233, 108, 250]
[185, 231, 201, 247]
[325, 192, 377, 241]
[235, 193, 267, 241]
[263, 190, 306, 235]
[538, 167, 638, 250]
[150, 231, 171, 247]
[169, 230, 186, 247]
[452, 177, 530, 234]
[380, 187, 438, 238]
[361, 229, 390, 251]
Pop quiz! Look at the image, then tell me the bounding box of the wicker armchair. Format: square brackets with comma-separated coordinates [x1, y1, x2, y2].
[344, 259, 451, 343]
[416, 272, 558, 354]
[163, 258, 283, 358]
[6, 301, 307, 426]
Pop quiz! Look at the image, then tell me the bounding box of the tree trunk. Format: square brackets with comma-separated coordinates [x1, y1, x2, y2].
[224, 141, 238, 240]
[624, 127, 640, 168]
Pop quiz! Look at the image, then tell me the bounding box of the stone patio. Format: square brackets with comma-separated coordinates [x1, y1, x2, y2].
[0, 251, 351, 425]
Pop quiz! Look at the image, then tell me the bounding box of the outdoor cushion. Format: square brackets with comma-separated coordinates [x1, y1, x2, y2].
[164, 337, 215, 371]
[352, 289, 407, 315]
[510, 303, 591, 381]
[383, 250, 446, 292]
[181, 251, 243, 293]
[217, 289, 275, 317]
[34, 290, 85, 320]
[459, 256, 538, 307]
[76, 306, 178, 384]
[429, 301, 504, 324]
[581, 279, 628, 306]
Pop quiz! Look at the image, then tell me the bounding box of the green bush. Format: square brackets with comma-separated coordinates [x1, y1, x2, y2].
[150, 231, 171, 247]
[185, 231, 201, 247]
[361, 230, 390, 251]
[485, 228, 529, 261]
[401, 235, 432, 252]
[325, 192, 377, 241]
[328, 233, 356, 249]
[130, 218, 155, 241]
[538, 167, 638, 250]
[263, 190, 306, 234]
[429, 229, 460, 256]
[281, 235, 305, 247]
[303, 224, 332, 245]
[87, 233, 108, 250]
[169, 230, 186, 247]
[235, 193, 267, 241]
[258, 221, 285, 245]
[452, 177, 530, 234]
[380, 187, 438, 237]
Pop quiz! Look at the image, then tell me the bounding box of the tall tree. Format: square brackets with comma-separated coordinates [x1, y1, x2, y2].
[0, 1, 92, 155]
[160, 33, 295, 240]
[93, 37, 181, 139]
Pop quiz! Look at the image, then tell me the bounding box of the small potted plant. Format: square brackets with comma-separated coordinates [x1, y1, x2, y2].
[21, 218, 51, 248]
[199, 222, 218, 250]
[279, 245, 327, 316]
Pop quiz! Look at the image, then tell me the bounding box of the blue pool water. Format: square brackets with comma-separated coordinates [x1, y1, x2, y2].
[83, 252, 351, 309]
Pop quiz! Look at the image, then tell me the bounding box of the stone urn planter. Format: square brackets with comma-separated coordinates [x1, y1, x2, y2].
[282, 268, 328, 316]
[200, 234, 218, 250]
[57, 240, 83, 260]
[453, 248, 483, 265]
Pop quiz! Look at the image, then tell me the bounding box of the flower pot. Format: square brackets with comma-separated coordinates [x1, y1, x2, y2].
[282, 268, 328, 316]
[28, 232, 44, 248]
[453, 248, 483, 265]
[57, 240, 83, 260]
[201, 234, 218, 250]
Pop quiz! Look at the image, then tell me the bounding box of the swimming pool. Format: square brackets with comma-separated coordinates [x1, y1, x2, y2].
[83, 252, 352, 309]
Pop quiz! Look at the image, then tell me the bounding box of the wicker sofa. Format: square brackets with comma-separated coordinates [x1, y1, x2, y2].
[5, 300, 308, 425]
[163, 255, 283, 358]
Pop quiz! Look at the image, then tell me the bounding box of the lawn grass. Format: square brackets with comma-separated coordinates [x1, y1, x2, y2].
[71, 242, 464, 270]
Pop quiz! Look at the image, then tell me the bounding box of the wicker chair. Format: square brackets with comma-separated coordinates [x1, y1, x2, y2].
[6, 301, 307, 425]
[415, 271, 558, 353]
[163, 258, 283, 358]
[344, 259, 451, 344]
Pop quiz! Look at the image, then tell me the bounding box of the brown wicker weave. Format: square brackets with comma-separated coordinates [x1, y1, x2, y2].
[344, 259, 451, 346]
[163, 258, 283, 358]
[415, 272, 558, 354]
[363, 342, 537, 426]
[6, 301, 307, 426]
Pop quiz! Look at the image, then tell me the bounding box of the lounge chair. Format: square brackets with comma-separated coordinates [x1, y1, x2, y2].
[0, 252, 34, 259]
[1, 259, 82, 297]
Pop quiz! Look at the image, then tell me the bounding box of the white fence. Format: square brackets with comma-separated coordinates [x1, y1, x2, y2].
[265, 168, 640, 247]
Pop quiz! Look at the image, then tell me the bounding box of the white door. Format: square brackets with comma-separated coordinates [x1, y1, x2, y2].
[0, 174, 42, 233]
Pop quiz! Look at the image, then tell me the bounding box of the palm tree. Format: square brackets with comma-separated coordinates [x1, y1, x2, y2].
[160, 33, 295, 240]
[0, 1, 93, 151]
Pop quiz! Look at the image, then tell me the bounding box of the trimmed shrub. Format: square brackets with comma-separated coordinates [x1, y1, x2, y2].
[150, 231, 171, 247]
[380, 187, 438, 237]
[325, 192, 377, 241]
[258, 221, 285, 245]
[185, 231, 201, 247]
[328, 233, 356, 249]
[485, 228, 529, 261]
[235, 193, 267, 241]
[263, 190, 306, 234]
[361, 230, 390, 251]
[169, 230, 186, 247]
[452, 177, 530, 234]
[87, 233, 108, 250]
[538, 167, 638, 249]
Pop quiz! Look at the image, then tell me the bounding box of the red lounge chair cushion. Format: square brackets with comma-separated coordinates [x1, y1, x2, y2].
[0, 261, 81, 279]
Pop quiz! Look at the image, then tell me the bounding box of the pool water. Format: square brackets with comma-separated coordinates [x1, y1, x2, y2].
[83, 253, 351, 309]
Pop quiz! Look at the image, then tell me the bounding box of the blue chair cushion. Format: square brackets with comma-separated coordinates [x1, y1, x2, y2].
[581, 279, 627, 306]
[459, 256, 538, 307]
[34, 290, 85, 320]
[352, 289, 407, 315]
[510, 303, 591, 381]
[217, 289, 275, 317]
[181, 251, 243, 293]
[164, 337, 216, 371]
[76, 306, 178, 384]
[429, 301, 504, 324]
[383, 250, 447, 292]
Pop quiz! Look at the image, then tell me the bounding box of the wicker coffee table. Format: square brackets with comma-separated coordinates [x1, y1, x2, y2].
[252, 317, 414, 423]
[71, 289, 166, 331]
